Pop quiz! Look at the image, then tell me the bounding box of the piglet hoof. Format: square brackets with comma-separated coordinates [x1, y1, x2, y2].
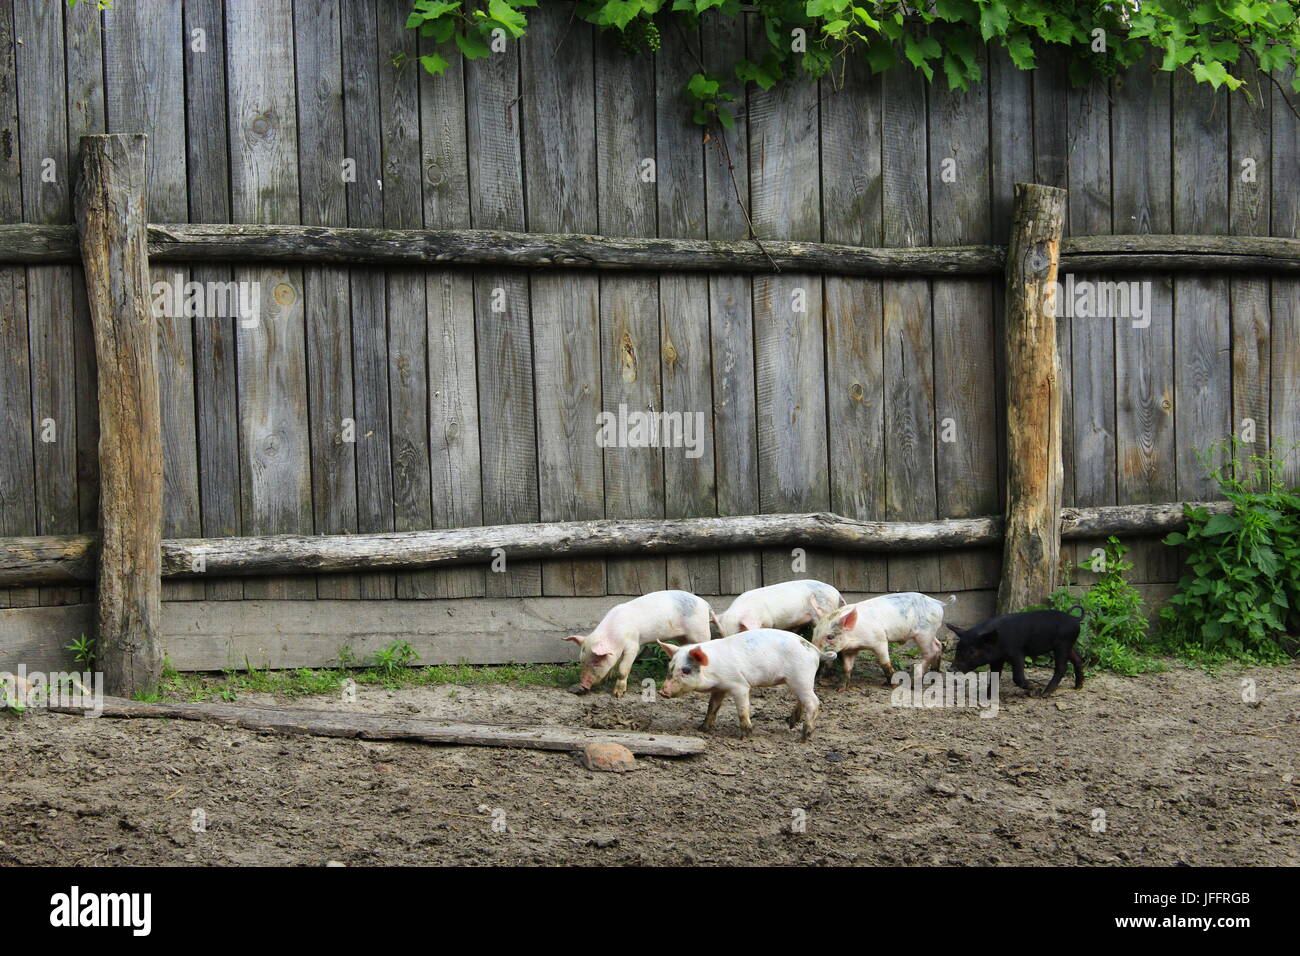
[611, 688, 626, 700]
[567, 683, 589, 696]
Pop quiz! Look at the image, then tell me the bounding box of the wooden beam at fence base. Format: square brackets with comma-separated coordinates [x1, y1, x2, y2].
[46, 697, 707, 757]
[998, 183, 1068, 614]
[75, 134, 164, 697]
[3, 222, 1298, 274]
[0, 501, 1230, 587]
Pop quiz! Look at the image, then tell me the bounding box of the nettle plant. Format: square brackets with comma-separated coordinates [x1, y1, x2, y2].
[407, 1, 1300, 126]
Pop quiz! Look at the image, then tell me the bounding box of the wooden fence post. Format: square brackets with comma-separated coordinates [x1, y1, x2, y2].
[75, 134, 163, 695]
[998, 182, 1068, 613]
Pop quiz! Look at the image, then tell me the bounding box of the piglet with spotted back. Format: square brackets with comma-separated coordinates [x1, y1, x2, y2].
[564, 590, 719, 698]
[715, 579, 844, 636]
[811, 592, 956, 689]
[658, 629, 836, 741]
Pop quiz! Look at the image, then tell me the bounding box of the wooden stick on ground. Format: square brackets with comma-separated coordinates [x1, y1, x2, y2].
[47, 696, 706, 757]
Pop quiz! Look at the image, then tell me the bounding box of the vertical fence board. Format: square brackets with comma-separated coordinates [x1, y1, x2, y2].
[749, 45, 829, 588]
[882, 64, 940, 593]
[16, 0, 78, 607]
[419, 23, 484, 599]
[657, 23, 718, 595]
[1228, 76, 1271, 467]
[295, 0, 360, 600]
[1271, 71, 1300, 482]
[226, 0, 314, 600]
[929, 59, 998, 593]
[105, 0, 203, 602]
[185, 0, 243, 600]
[821, 56, 886, 595]
[1173, 74, 1232, 500]
[596, 34, 665, 596]
[343, 0, 396, 600]
[1065, 76, 1115, 585]
[524, 10, 603, 597]
[380, 0, 434, 600]
[466, 32, 540, 597]
[703, 15, 760, 596]
[1113, 65, 1178, 582]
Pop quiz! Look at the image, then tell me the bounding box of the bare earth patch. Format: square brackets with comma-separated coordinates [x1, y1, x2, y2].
[2, 663, 1297, 866]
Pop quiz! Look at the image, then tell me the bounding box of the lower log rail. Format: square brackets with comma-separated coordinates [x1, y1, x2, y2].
[0, 501, 1230, 588]
[46, 696, 705, 757]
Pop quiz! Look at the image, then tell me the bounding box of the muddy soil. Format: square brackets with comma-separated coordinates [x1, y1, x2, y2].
[2, 662, 1297, 866]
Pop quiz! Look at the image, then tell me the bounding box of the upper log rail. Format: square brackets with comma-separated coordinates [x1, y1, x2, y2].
[1, 223, 1297, 275]
[0, 501, 1231, 588]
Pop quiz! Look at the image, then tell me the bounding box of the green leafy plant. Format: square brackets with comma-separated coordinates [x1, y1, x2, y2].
[372, 641, 420, 683]
[66, 633, 95, 668]
[407, 1, 1300, 127]
[1038, 536, 1163, 675]
[1159, 440, 1300, 662]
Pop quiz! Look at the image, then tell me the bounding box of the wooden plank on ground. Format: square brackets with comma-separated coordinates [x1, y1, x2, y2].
[596, 32, 664, 595]
[48, 696, 707, 757]
[821, 54, 886, 596]
[882, 63, 940, 593]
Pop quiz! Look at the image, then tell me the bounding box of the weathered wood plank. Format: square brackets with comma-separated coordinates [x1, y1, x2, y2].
[0, 501, 1227, 589]
[105, 0, 202, 602]
[15, 0, 78, 608]
[596, 31, 665, 595]
[1271, 69, 1300, 483]
[418, 16, 484, 600]
[1173, 72, 1232, 500]
[380, 0, 434, 599]
[185, 0, 243, 601]
[48, 695, 707, 757]
[524, 9, 603, 597]
[466, 25, 540, 597]
[930, 53, 999, 593]
[342, 0, 395, 600]
[1228, 75, 1271, 467]
[75, 134, 163, 695]
[1065, 76, 1115, 585]
[882, 63, 940, 592]
[749, 42, 830, 588]
[1113, 63, 1179, 582]
[821, 54, 886, 595]
[294, 0, 360, 600]
[657, 23, 717, 595]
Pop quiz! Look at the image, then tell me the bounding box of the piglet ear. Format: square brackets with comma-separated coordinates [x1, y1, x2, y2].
[688, 646, 710, 667]
[945, 623, 962, 635]
[657, 641, 681, 656]
[562, 635, 584, 645]
[980, 629, 999, 644]
[809, 598, 823, 618]
[841, 608, 858, 630]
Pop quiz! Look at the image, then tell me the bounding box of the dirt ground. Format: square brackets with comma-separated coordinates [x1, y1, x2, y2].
[2, 661, 1297, 866]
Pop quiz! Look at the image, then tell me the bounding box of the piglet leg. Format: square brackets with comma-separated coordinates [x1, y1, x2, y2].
[701, 691, 725, 731]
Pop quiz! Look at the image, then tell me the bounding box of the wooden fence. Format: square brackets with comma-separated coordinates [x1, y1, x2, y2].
[0, 1, 1297, 676]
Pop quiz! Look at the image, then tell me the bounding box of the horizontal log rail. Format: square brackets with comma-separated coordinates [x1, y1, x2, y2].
[1, 223, 1296, 275]
[0, 501, 1228, 588]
